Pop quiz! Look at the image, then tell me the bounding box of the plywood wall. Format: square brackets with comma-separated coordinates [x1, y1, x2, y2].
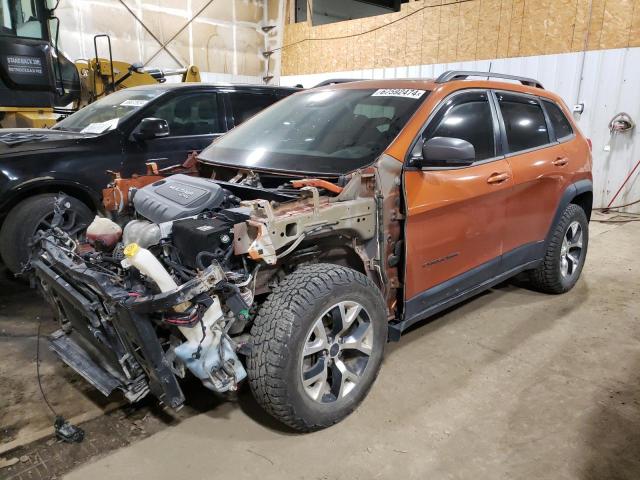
[282, 0, 640, 75]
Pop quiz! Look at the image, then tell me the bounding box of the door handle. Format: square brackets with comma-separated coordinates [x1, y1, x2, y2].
[487, 172, 510, 184]
[553, 156, 569, 166]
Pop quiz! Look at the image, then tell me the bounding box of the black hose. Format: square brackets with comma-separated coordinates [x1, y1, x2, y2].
[196, 251, 218, 270]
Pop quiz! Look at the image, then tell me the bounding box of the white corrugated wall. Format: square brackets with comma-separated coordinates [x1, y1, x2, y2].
[280, 47, 640, 212]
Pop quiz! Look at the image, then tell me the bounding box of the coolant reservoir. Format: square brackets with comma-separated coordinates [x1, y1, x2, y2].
[123, 243, 177, 292]
[86, 216, 122, 251]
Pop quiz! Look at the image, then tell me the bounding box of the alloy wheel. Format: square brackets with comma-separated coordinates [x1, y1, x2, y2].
[560, 220, 584, 279]
[300, 300, 374, 403]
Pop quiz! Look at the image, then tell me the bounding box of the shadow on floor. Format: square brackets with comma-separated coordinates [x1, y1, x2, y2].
[580, 356, 640, 480]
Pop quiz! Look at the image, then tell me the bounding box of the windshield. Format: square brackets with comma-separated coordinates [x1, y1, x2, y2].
[198, 88, 428, 175]
[53, 89, 165, 133]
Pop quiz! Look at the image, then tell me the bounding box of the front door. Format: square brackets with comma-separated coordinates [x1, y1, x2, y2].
[124, 91, 225, 174]
[403, 90, 512, 319]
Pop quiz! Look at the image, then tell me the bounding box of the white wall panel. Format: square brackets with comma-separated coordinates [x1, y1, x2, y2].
[55, 0, 273, 80]
[281, 47, 640, 212]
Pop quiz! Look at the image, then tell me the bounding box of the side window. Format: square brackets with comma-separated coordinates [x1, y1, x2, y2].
[421, 91, 495, 161]
[229, 92, 278, 125]
[542, 99, 573, 140]
[496, 92, 549, 152]
[144, 93, 220, 137]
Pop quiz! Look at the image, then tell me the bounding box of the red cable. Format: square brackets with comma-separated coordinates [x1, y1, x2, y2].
[606, 158, 640, 208]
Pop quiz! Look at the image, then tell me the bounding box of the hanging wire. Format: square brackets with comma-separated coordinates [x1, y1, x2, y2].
[273, 0, 477, 53]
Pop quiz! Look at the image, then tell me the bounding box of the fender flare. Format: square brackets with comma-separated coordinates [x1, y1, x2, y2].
[545, 179, 593, 246]
[0, 178, 101, 219]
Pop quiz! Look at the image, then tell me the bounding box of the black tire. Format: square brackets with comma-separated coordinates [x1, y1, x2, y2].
[529, 203, 589, 294]
[247, 263, 387, 432]
[0, 194, 93, 274]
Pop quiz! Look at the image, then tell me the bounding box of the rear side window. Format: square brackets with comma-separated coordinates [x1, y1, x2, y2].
[422, 91, 495, 161]
[229, 92, 279, 125]
[496, 92, 549, 153]
[543, 99, 573, 140]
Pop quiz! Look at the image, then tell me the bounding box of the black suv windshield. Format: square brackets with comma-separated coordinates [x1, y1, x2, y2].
[53, 89, 165, 133]
[198, 88, 428, 175]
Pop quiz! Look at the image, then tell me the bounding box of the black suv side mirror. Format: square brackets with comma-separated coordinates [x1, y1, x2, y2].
[135, 118, 170, 140]
[412, 136, 476, 168]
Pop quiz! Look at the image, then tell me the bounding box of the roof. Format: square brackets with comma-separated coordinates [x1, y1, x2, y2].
[128, 82, 301, 92]
[313, 77, 561, 101]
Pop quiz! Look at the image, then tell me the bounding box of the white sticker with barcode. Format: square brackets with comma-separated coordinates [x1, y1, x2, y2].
[80, 118, 119, 133]
[120, 99, 149, 107]
[371, 88, 426, 99]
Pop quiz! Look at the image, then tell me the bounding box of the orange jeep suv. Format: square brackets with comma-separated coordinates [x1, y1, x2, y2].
[32, 71, 592, 432]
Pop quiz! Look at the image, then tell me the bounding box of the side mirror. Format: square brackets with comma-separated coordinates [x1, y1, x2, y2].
[134, 117, 169, 140]
[413, 136, 476, 168]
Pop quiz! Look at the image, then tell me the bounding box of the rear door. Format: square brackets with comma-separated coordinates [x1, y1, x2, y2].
[403, 90, 512, 316]
[493, 91, 574, 266]
[124, 90, 225, 172]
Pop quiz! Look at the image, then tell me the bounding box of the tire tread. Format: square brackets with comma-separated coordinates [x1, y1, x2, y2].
[247, 263, 383, 432]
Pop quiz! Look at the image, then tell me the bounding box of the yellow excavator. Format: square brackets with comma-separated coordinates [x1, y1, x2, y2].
[0, 0, 200, 128]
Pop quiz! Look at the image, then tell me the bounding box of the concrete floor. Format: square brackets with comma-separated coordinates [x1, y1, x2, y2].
[3, 216, 640, 479]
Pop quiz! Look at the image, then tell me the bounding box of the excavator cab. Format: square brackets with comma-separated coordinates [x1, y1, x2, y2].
[0, 0, 80, 127]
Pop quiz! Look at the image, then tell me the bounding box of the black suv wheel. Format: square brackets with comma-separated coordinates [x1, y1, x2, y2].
[0, 194, 93, 274]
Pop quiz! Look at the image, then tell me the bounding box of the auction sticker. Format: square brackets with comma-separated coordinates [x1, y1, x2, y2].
[371, 89, 425, 99]
[81, 118, 119, 134]
[120, 99, 149, 107]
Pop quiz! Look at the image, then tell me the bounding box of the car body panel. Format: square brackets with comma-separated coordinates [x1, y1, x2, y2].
[403, 159, 512, 299]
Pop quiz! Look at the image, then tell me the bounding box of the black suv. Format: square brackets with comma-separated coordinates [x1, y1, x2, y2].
[0, 83, 299, 273]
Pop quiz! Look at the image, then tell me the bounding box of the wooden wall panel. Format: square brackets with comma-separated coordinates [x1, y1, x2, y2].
[457, 0, 481, 61]
[631, 0, 640, 45]
[281, 0, 640, 75]
[572, 0, 592, 51]
[507, 0, 525, 57]
[545, 0, 577, 54]
[387, 10, 408, 67]
[519, 0, 550, 57]
[600, 0, 635, 48]
[496, 0, 514, 58]
[405, 2, 424, 66]
[586, 0, 607, 50]
[476, 0, 501, 60]
[421, 1, 442, 64]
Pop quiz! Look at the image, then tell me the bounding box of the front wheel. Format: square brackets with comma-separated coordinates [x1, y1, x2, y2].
[0, 194, 93, 274]
[247, 263, 387, 432]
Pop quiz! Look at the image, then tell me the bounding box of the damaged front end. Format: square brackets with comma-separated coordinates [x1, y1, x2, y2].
[30, 166, 387, 410]
[32, 226, 247, 409]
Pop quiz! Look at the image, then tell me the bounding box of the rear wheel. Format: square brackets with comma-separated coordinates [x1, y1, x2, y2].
[0, 194, 93, 274]
[529, 203, 589, 293]
[247, 263, 387, 432]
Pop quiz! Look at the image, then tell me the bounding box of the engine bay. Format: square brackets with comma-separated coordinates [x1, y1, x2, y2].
[29, 167, 381, 409]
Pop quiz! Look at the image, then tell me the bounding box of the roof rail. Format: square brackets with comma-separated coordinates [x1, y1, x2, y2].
[312, 78, 360, 88]
[435, 70, 544, 89]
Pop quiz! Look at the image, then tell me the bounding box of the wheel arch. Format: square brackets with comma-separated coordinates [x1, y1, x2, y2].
[297, 237, 369, 278]
[570, 189, 593, 221]
[545, 179, 593, 245]
[0, 181, 100, 225]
